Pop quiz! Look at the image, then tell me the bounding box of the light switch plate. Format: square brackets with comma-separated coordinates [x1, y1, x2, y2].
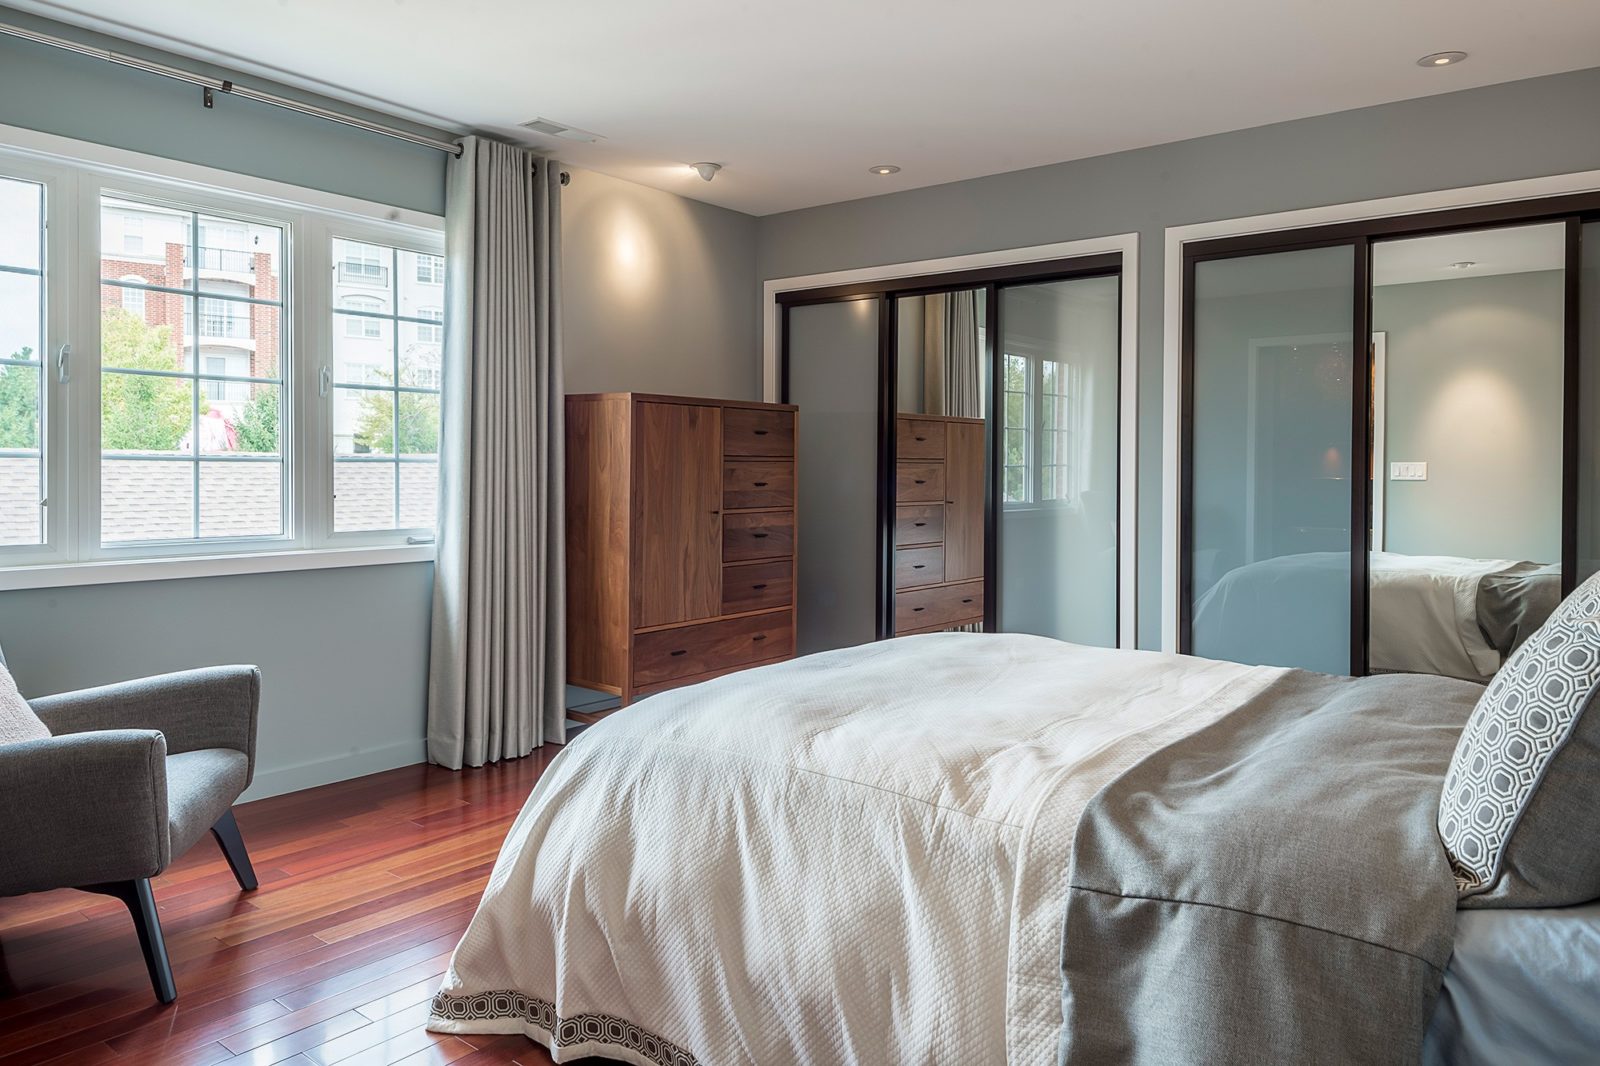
[1390, 461, 1428, 481]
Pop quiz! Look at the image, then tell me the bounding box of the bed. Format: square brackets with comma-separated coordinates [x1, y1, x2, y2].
[426, 632, 1485, 1065]
[1191, 551, 1562, 681]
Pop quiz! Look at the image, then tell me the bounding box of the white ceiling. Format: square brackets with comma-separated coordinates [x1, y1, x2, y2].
[7, 0, 1600, 216]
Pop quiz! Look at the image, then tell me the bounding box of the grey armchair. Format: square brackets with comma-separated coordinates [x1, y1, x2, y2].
[0, 663, 262, 1004]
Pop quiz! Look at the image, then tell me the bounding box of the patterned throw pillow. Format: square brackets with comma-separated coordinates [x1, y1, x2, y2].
[0, 659, 49, 746]
[1439, 571, 1600, 906]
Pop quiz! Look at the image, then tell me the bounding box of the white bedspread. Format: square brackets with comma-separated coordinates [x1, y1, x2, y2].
[428, 633, 1282, 1065]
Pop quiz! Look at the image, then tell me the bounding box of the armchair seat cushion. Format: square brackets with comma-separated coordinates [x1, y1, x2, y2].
[0, 662, 48, 747]
[166, 749, 249, 859]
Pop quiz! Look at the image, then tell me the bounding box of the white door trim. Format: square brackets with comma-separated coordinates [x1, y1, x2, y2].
[761, 232, 1140, 648]
[1161, 168, 1600, 653]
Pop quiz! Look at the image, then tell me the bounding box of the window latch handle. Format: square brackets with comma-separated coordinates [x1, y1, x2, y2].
[56, 343, 70, 384]
[319, 365, 331, 397]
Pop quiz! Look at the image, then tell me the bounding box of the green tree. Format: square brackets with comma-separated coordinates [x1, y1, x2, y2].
[233, 386, 279, 453]
[0, 348, 40, 450]
[100, 309, 199, 452]
[354, 378, 439, 456]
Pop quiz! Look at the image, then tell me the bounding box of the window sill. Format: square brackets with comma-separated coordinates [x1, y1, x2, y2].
[0, 543, 436, 593]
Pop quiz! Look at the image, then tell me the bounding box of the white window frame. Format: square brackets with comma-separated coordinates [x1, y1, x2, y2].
[0, 125, 444, 590]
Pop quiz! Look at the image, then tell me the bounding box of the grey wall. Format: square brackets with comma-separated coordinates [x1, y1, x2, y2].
[0, 10, 760, 798]
[756, 66, 1600, 648]
[562, 167, 759, 399]
[1375, 270, 1565, 562]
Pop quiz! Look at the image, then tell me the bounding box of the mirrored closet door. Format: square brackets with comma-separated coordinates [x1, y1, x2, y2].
[780, 251, 1128, 656]
[1181, 195, 1600, 681]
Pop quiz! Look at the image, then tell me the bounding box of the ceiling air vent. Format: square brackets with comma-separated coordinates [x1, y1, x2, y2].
[518, 117, 602, 143]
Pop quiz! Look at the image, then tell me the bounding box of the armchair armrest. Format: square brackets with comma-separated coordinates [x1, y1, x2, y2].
[31, 666, 259, 778]
[0, 730, 170, 897]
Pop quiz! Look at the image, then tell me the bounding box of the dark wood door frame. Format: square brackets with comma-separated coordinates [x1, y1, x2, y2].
[778, 252, 1125, 645]
[1178, 191, 1600, 673]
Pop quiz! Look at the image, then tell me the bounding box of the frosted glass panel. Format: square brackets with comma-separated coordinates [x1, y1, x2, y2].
[997, 276, 1119, 646]
[787, 299, 879, 653]
[1189, 246, 1354, 674]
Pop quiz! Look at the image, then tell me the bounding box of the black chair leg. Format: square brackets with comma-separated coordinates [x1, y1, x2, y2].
[211, 809, 258, 891]
[83, 879, 176, 1004]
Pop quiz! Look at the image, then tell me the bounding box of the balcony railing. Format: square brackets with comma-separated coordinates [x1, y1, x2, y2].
[189, 246, 255, 273]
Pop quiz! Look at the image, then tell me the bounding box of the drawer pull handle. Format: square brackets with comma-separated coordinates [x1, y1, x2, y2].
[752, 583, 768, 590]
[754, 429, 769, 436]
[670, 650, 687, 657]
[914, 479, 927, 485]
[914, 521, 927, 527]
[962, 598, 974, 604]
[753, 532, 769, 539]
[753, 481, 769, 487]
[913, 606, 926, 613]
[915, 436, 927, 442]
[753, 634, 767, 642]
[912, 564, 926, 570]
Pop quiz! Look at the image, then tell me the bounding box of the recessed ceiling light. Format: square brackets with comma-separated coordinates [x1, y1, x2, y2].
[1450, 260, 1478, 270]
[869, 164, 901, 176]
[689, 162, 722, 182]
[1417, 51, 1468, 68]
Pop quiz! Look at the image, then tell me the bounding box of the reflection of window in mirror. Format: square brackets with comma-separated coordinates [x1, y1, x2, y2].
[1369, 221, 1566, 682]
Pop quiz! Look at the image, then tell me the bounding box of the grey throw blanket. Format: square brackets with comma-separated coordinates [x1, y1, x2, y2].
[1060, 670, 1480, 1065]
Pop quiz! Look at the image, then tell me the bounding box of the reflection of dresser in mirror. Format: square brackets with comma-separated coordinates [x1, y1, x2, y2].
[893, 414, 985, 635]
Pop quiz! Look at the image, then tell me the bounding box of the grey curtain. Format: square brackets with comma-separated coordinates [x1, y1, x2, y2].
[923, 291, 982, 418]
[427, 136, 566, 769]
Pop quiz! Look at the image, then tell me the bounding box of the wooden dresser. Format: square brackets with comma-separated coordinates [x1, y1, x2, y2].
[566, 393, 799, 707]
[894, 414, 985, 635]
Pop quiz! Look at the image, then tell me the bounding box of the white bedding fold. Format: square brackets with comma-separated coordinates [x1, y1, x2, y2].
[428, 633, 1283, 1065]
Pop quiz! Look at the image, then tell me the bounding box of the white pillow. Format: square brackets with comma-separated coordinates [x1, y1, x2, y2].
[0, 659, 49, 746]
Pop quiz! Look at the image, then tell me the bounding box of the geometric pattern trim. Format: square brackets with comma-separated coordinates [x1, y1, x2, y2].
[430, 990, 701, 1066]
[1438, 572, 1600, 896]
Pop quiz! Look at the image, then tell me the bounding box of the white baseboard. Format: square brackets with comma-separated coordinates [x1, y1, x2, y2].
[241, 737, 428, 802]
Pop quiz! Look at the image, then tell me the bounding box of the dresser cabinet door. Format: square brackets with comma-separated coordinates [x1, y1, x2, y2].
[634, 402, 723, 627]
[944, 420, 986, 583]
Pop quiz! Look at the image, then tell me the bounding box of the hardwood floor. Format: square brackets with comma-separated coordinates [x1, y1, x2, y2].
[0, 751, 598, 1066]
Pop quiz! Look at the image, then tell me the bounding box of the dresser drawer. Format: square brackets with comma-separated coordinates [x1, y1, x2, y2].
[722, 559, 793, 614]
[723, 407, 794, 458]
[633, 610, 795, 688]
[894, 546, 944, 589]
[723, 460, 795, 511]
[895, 580, 984, 633]
[895, 504, 944, 547]
[897, 417, 946, 460]
[723, 511, 795, 561]
[896, 461, 946, 504]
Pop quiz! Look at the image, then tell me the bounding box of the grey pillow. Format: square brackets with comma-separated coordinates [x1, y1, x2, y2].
[1439, 570, 1600, 907]
[0, 659, 49, 746]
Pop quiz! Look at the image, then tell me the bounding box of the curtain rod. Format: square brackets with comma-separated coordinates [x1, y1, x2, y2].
[0, 19, 465, 158]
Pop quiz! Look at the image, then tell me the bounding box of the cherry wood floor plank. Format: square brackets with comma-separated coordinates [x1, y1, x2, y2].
[0, 757, 575, 1066]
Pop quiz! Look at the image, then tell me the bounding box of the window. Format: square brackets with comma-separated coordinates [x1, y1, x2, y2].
[100, 197, 286, 543]
[0, 174, 45, 547]
[415, 253, 444, 284]
[0, 145, 444, 575]
[119, 276, 146, 316]
[340, 295, 385, 338]
[331, 237, 442, 533]
[1003, 351, 1083, 506]
[416, 306, 443, 344]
